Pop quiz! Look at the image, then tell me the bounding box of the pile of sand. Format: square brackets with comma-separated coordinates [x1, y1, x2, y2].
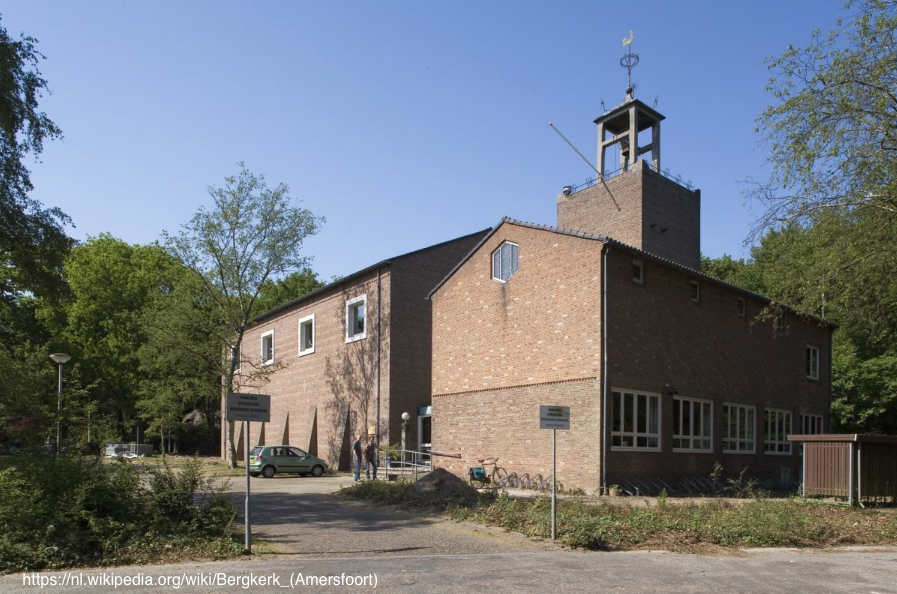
[408, 468, 479, 504]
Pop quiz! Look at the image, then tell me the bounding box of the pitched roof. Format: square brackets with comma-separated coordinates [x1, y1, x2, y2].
[251, 228, 490, 325]
[427, 217, 836, 328]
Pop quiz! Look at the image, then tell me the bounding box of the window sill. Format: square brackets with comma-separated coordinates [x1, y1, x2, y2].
[345, 333, 367, 344]
[298, 348, 316, 357]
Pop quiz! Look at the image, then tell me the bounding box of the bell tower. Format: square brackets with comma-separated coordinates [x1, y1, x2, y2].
[557, 33, 701, 270]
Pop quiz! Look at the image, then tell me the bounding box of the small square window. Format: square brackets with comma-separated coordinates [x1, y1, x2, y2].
[491, 242, 519, 282]
[298, 314, 315, 356]
[806, 345, 819, 380]
[632, 260, 644, 284]
[738, 298, 746, 317]
[690, 280, 700, 302]
[261, 330, 274, 366]
[346, 295, 367, 342]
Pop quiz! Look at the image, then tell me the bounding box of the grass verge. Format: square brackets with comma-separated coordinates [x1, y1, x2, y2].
[343, 482, 897, 552]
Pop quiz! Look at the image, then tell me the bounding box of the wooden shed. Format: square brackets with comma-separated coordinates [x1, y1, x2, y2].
[788, 434, 897, 505]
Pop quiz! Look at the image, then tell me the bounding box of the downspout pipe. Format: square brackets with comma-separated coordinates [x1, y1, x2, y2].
[601, 244, 609, 493]
[376, 267, 382, 447]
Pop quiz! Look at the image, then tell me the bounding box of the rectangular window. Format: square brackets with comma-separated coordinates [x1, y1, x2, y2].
[723, 403, 755, 453]
[801, 413, 824, 435]
[345, 295, 367, 342]
[738, 297, 746, 317]
[261, 330, 274, 366]
[298, 314, 315, 356]
[632, 260, 644, 284]
[690, 280, 700, 302]
[764, 408, 792, 454]
[806, 345, 819, 380]
[233, 345, 242, 375]
[611, 389, 660, 450]
[673, 396, 712, 452]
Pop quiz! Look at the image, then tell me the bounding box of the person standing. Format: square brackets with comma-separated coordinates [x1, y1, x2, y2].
[365, 436, 379, 481]
[352, 434, 363, 482]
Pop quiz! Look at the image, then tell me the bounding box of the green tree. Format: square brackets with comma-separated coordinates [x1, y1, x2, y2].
[164, 164, 323, 465]
[750, 0, 897, 241]
[57, 236, 181, 441]
[0, 15, 71, 302]
[253, 268, 325, 315]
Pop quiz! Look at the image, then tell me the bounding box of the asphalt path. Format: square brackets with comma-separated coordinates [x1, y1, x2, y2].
[3, 473, 896, 593]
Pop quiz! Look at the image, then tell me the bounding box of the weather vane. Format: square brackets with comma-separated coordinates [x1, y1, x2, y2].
[620, 30, 639, 99]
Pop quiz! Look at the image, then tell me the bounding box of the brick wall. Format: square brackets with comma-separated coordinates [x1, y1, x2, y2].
[431, 222, 605, 487]
[557, 161, 701, 270]
[433, 378, 601, 489]
[604, 249, 832, 485]
[229, 270, 392, 470]
[431, 223, 603, 394]
[388, 231, 487, 450]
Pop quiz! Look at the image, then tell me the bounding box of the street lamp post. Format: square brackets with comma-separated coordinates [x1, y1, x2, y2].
[401, 411, 410, 465]
[49, 352, 71, 456]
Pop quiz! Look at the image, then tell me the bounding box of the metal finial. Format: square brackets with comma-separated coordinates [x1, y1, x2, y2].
[620, 30, 639, 100]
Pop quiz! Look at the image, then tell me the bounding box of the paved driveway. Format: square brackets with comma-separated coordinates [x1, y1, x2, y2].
[233, 473, 557, 557]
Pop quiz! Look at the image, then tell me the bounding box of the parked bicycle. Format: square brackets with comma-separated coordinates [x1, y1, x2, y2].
[468, 457, 510, 488]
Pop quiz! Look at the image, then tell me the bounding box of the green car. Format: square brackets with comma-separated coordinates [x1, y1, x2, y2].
[249, 445, 328, 478]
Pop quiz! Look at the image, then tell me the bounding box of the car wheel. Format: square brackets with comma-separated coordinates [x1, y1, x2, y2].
[311, 464, 325, 477]
[250, 472, 260, 477]
[261, 465, 276, 479]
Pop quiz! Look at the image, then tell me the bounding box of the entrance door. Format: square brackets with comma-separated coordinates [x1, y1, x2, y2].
[418, 414, 432, 453]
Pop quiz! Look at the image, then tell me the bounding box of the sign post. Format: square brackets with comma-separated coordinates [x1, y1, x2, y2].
[226, 392, 271, 553]
[539, 405, 570, 541]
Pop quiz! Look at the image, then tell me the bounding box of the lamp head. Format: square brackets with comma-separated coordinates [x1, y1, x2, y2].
[401, 412, 410, 422]
[50, 353, 71, 365]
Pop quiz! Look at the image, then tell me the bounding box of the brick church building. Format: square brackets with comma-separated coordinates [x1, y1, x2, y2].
[226, 230, 487, 469]
[428, 95, 833, 492]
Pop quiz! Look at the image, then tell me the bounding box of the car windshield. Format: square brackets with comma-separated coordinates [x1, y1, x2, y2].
[290, 448, 308, 457]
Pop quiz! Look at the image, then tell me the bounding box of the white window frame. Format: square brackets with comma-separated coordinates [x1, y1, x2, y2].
[233, 344, 242, 375]
[764, 408, 792, 455]
[806, 345, 820, 380]
[491, 241, 519, 283]
[632, 260, 644, 284]
[690, 280, 700, 302]
[723, 403, 755, 454]
[801, 413, 824, 435]
[261, 330, 275, 366]
[611, 389, 661, 451]
[298, 313, 315, 356]
[345, 294, 367, 343]
[673, 396, 713, 452]
[737, 297, 746, 318]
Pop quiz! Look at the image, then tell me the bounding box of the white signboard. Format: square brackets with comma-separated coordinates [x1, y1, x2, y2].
[226, 392, 271, 423]
[539, 405, 570, 430]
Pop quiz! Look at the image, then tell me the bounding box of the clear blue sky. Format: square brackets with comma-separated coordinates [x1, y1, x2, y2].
[4, 1, 848, 281]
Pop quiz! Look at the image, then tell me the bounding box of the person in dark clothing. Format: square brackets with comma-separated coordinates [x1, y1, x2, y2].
[352, 434, 363, 482]
[364, 436, 378, 481]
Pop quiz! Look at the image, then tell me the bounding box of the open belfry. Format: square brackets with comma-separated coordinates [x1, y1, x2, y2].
[556, 34, 701, 270]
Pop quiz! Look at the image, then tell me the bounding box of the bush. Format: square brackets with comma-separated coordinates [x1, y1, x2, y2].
[0, 454, 241, 572]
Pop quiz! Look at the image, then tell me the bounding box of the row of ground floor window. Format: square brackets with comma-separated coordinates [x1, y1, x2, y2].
[611, 389, 824, 455]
